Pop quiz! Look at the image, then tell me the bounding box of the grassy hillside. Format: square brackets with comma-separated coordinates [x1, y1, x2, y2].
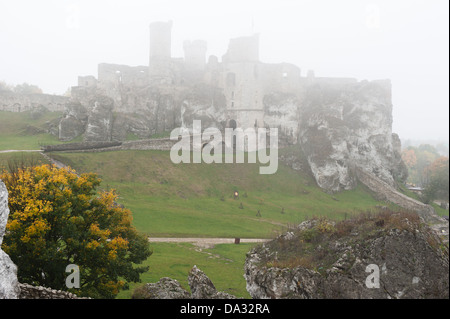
[0, 110, 62, 150]
[50, 149, 386, 238]
[0, 151, 50, 171]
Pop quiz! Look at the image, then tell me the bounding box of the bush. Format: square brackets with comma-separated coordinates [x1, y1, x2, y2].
[1, 164, 151, 298]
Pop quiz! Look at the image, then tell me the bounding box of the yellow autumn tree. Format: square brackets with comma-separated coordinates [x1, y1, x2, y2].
[0, 164, 151, 299]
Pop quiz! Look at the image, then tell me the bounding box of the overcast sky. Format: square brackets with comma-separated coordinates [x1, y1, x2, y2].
[0, 0, 448, 141]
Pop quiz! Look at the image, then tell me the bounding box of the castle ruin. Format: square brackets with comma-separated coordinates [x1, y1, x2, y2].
[0, 21, 408, 193]
[70, 20, 312, 141]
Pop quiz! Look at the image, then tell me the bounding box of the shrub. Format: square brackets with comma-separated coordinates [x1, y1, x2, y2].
[1, 164, 151, 298]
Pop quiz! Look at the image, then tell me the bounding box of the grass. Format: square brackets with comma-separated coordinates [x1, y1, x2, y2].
[0, 110, 62, 150]
[116, 242, 256, 299]
[0, 152, 51, 171]
[50, 149, 384, 238]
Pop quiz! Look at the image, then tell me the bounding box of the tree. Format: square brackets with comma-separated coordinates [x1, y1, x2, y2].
[401, 148, 417, 169]
[13, 82, 43, 94]
[402, 145, 441, 186]
[0, 81, 13, 92]
[0, 164, 151, 298]
[422, 157, 449, 204]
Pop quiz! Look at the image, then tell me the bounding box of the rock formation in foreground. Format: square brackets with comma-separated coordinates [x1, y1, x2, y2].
[132, 265, 237, 299]
[0, 181, 20, 299]
[244, 211, 449, 299]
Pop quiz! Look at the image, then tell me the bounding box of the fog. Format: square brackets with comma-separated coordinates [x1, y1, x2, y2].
[0, 0, 448, 141]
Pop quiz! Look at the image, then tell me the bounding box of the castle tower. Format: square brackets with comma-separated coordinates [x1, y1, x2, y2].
[183, 40, 207, 71]
[149, 21, 172, 84]
[222, 34, 259, 63]
[222, 34, 263, 130]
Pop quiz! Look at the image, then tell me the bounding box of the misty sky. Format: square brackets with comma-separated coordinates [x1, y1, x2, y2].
[0, 0, 448, 141]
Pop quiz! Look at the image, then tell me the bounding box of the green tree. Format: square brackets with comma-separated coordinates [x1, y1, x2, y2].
[13, 82, 43, 94]
[422, 157, 449, 204]
[403, 144, 440, 186]
[0, 81, 13, 92]
[0, 164, 151, 298]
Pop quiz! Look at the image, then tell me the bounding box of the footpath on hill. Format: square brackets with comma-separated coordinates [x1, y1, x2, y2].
[147, 237, 270, 248]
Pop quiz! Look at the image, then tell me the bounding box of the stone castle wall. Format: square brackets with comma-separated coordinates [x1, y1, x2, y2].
[0, 91, 68, 113]
[18, 283, 89, 299]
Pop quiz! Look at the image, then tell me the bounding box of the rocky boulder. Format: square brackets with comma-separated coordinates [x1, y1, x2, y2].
[188, 265, 237, 299]
[132, 277, 191, 299]
[58, 101, 88, 141]
[299, 79, 407, 192]
[0, 181, 20, 299]
[244, 211, 449, 299]
[132, 265, 237, 299]
[83, 96, 114, 142]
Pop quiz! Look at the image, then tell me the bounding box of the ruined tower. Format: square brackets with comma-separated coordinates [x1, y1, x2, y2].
[223, 34, 260, 63]
[183, 40, 207, 72]
[149, 21, 173, 84]
[222, 34, 264, 130]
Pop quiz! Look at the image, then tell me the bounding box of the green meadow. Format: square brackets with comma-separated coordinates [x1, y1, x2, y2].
[0, 110, 63, 150]
[49, 149, 385, 239]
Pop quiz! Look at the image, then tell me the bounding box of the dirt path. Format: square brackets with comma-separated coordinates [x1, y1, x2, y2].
[39, 152, 68, 169]
[148, 237, 270, 248]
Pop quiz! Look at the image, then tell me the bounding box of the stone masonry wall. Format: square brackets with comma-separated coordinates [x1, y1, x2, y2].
[355, 167, 437, 220]
[18, 283, 89, 299]
[0, 91, 68, 112]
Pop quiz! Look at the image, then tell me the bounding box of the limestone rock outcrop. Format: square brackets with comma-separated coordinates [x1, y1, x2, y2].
[83, 96, 114, 142]
[58, 101, 88, 141]
[132, 265, 237, 299]
[132, 277, 191, 299]
[299, 79, 407, 193]
[244, 214, 449, 299]
[188, 265, 237, 299]
[0, 181, 20, 299]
